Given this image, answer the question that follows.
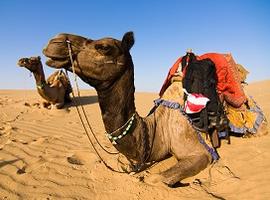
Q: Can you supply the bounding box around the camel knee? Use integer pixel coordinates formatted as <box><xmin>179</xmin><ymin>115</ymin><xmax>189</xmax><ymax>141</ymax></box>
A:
<box><xmin>160</xmin><ymin>154</ymin><xmax>210</xmax><ymax>186</ymax></box>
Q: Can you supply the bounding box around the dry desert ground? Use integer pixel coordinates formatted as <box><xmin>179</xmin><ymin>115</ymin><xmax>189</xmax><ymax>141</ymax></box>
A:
<box><xmin>0</xmin><ymin>80</ymin><xmax>270</xmax><ymax>200</ymax></box>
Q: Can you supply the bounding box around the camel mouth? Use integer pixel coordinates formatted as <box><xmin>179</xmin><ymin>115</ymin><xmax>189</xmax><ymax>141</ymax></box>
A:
<box><xmin>43</xmin><ymin>45</ymin><xmax>71</xmax><ymax>69</ymax></box>
<box><xmin>17</xmin><ymin>58</ymin><xmax>29</xmax><ymax>67</ymax></box>
<box><xmin>45</xmin><ymin>57</ymin><xmax>70</xmax><ymax>69</ymax></box>
<box><xmin>17</xmin><ymin>61</ymin><xmax>25</xmax><ymax>67</ymax></box>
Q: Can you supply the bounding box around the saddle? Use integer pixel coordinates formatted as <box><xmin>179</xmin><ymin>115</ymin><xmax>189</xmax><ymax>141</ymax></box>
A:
<box><xmin>181</xmin><ymin>53</ymin><xmax>229</xmax><ymax>148</ymax></box>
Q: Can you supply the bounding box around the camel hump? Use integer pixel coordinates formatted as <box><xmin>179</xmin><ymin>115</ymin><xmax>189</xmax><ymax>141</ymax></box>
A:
<box><xmin>46</xmin><ymin>70</ymin><xmax>71</xmax><ymax>90</ymax></box>
<box><xmin>46</xmin><ymin>71</ymin><xmax>60</xmax><ymax>85</ymax></box>
<box><xmin>161</xmin><ymin>77</ymin><xmax>185</xmax><ymax>105</ymax></box>
<box><xmin>57</xmin><ymin>70</ymin><xmax>72</xmax><ymax>93</ymax></box>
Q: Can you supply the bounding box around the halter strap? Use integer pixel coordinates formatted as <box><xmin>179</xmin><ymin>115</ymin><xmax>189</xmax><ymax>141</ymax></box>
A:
<box><xmin>105</xmin><ymin>113</ymin><xmax>136</xmax><ymax>144</ymax></box>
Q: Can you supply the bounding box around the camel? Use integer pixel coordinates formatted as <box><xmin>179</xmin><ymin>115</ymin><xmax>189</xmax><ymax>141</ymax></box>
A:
<box><xmin>17</xmin><ymin>56</ymin><xmax>72</xmax><ymax>109</ymax></box>
<box><xmin>42</xmin><ymin>32</ymin><xmax>216</xmax><ymax>187</ymax></box>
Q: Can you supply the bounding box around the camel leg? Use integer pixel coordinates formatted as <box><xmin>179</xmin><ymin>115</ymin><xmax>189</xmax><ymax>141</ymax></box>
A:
<box><xmin>160</xmin><ymin>154</ymin><xmax>210</xmax><ymax>187</ymax></box>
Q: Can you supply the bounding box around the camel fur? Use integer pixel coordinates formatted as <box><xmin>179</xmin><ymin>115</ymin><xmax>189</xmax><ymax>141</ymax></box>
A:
<box><xmin>17</xmin><ymin>56</ymin><xmax>72</xmax><ymax>109</ymax></box>
<box><xmin>43</xmin><ymin>32</ymin><xmax>214</xmax><ymax>186</ymax></box>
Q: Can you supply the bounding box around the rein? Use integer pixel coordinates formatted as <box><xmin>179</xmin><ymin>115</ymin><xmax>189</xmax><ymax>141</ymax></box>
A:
<box><xmin>65</xmin><ymin>40</ymin><xmax>154</xmax><ymax>173</ymax></box>
<box><xmin>65</xmin><ymin>40</ymin><xmax>132</xmax><ymax>174</ymax></box>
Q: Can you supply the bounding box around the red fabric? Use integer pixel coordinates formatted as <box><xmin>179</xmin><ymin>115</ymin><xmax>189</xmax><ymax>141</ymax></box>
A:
<box><xmin>184</xmin><ymin>92</ymin><xmax>209</xmax><ymax>114</ymax></box>
<box><xmin>159</xmin><ymin>53</ymin><xmax>247</xmax><ymax>108</ymax></box>
<box><xmin>159</xmin><ymin>57</ymin><xmax>183</xmax><ymax>96</ymax></box>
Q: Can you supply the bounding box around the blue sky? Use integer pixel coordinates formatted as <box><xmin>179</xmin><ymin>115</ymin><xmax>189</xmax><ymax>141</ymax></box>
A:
<box><xmin>0</xmin><ymin>0</ymin><xmax>269</xmax><ymax>92</ymax></box>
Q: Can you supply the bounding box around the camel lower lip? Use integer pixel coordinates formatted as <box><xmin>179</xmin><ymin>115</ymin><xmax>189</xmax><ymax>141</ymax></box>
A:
<box><xmin>46</xmin><ymin>58</ymin><xmax>69</xmax><ymax>68</ymax></box>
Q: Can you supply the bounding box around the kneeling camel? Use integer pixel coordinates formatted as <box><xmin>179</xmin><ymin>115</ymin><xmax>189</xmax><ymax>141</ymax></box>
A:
<box><xmin>42</xmin><ymin>32</ymin><xmax>216</xmax><ymax>186</ymax></box>
<box><xmin>18</xmin><ymin>56</ymin><xmax>72</xmax><ymax>109</ymax></box>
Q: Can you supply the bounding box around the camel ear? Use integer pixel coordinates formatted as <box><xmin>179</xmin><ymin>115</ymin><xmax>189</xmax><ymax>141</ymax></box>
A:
<box><xmin>121</xmin><ymin>32</ymin><xmax>134</xmax><ymax>51</ymax></box>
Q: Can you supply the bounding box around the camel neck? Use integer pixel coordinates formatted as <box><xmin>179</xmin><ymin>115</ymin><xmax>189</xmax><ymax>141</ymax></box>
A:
<box><xmin>33</xmin><ymin>64</ymin><xmax>46</xmax><ymax>87</ymax></box>
<box><xmin>97</xmin><ymin>66</ymin><xmax>137</xmax><ymax>134</ymax></box>
<box><xmin>96</xmin><ymin>66</ymin><xmax>151</xmax><ymax>163</ymax></box>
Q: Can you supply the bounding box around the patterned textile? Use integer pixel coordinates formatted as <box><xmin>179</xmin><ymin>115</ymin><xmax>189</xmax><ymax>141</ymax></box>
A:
<box><xmin>183</xmin><ymin>89</ymin><xmax>209</xmax><ymax>114</ymax></box>
<box><xmin>226</xmin><ymin>95</ymin><xmax>265</xmax><ymax>134</ymax></box>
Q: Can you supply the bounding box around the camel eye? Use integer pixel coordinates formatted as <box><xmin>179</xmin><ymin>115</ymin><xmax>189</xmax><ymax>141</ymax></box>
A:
<box><xmin>95</xmin><ymin>44</ymin><xmax>112</xmax><ymax>54</ymax></box>
<box><xmin>103</xmin><ymin>46</ymin><xmax>110</xmax><ymax>50</ymax></box>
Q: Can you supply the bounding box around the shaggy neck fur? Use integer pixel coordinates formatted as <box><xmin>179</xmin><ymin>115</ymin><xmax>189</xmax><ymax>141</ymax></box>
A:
<box><xmin>31</xmin><ymin>62</ymin><xmax>57</xmax><ymax>102</ymax></box>
<box><xmin>95</xmin><ymin>60</ymin><xmax>151</xmax><ymax>163</ymax></box>
<box><xmin>32</xmin><ymin>63</ymin><xmax>46</xmax><ymax>88</ymax></box>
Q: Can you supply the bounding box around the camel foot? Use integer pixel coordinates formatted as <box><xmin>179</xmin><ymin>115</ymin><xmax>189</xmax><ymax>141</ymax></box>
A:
<box><xmin>165</xmin><ymin>181</ymin><xmax>190</xmax><ymax>188</ymax></box>
<box><xmin>162</xmin><ymin>176</ymin><xmax>181</xmax><ymax>187</ymax></box>
<box><xmin>143</xmin><ymin>173</ymin><xmax>189</xmax><ymax>188</ymax></box>
<box><xmin>159</xmin><ymin>154</ymin><xmax>211</xmax><ymax>187</ymax></box>
<box><xmin>143</xmin><ymin>174</ymin><xmax>167</xmax><ymax>187</ymax></box>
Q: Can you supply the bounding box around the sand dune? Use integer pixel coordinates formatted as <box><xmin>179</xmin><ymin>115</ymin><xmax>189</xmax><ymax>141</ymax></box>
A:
<box><xmin>0</xmin><ymin>80</ymin><xmax>270</xmax><ymax>200</ymax></box>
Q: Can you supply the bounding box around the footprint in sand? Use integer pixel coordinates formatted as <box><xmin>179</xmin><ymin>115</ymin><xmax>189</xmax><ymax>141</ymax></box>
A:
<box><xmin>24</xmin><ymin>102</ymin><xmax>31</xmax><ymax>107</ymax></box>
<box><xmin>17</xmin><ymin>166</ymin><xmax>26</xmax><ymax>174</ymax></box>
<box><xmin>67</xmin><ymin>154</ymin><xmax>84</xmax><ymax>165</ymax></box>
<box><xmin>67</xmin><ymin>152</ymin><xmax>99</xmax><ymax>166</ymax></box>
<box><xmin>29</xmin><ymin>135</ymin><xmax>63</xmax><ymax>145</ymax></box>
<box><xmin>16</xmin><ymin>156</ymin><xmax>49</xmax><ymax>175</ymax></box>
<box><xmin>18</xmin><ymin>139</ymin><xmax>29</xmax><ymax>145</ymax></box>
<box><xmin>0</xmin><ymin>124</ymin><xmax>17</xmax><ymax>136</ymax></box>
<box><xmin>0</xmin><ymin>139</ymin><xmax>12</xmax><ymax>150</ymax></box>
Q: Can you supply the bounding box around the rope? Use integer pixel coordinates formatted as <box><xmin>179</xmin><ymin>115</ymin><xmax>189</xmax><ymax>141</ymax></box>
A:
<box><xmin>65</xmin><ymin>40</ymin><xmax>156</xmax><ymax>174</ymax></box>
<box><xmin>66</xmin><ymin>40</ymin><xmax>118</xmax><ymax>155</ymax></box>
<box><xmin>65</xmin><ymin>40</ymin><xmax>132</xmax><ymax>174</ymax></box>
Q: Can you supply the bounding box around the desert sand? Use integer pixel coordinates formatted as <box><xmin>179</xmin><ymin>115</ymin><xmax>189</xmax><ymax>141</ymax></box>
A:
<box><xmin>0</xmin><ymin>80</ymin><xmax>270</xmax><ymax>200</ymax></box>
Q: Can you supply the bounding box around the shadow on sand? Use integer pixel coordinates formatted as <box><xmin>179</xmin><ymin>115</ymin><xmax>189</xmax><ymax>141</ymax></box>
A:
<box><xmin>0</xmin><ymin>159</ymin><xmax>21</xmax><ymax>169</ymax></box>
<box><xmin>67</xmin><ymin>95</ymin><xmax>99</xmax><ymax>107</ymax></box>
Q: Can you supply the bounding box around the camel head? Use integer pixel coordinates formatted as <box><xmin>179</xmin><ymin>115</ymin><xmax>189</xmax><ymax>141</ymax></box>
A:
<box><xmin>17</xmin><ymin>56</ymin><xmax>42</xmax><ymax>72</ymax></box>
<box><xmin>43</xmin><ymin>32</ymin><xmax>135</xmax><ymax>88</ymax></box>
<box><xmin>43</xmin><ymin>33</ymin><xmax>88</xmax><ymax>69</ymax></box>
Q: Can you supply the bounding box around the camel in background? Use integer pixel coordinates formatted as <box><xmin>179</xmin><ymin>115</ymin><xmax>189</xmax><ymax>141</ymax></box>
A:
<box><xmin>17</xmin><ymin>56</ymin><xmax>72</xmax><ymax>109</ymax></box>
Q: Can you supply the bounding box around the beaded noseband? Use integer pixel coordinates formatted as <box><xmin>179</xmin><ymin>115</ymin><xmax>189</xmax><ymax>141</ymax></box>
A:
<box><xmin>105</xmin><ymin>113</ymin><xmax>136</xmax><ymax>144</ymax></box>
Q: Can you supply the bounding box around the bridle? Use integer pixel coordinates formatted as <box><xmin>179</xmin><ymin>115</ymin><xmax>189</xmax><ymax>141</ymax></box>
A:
<box><xmin>64</xmin><ymin>39</ymin><xmax>156</xmax><ymax>173</ymax></box>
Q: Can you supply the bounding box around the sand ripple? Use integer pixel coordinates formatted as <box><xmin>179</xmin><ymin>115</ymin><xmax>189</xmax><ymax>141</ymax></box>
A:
<box><xmin>0</xmin><ymin>86</ymin><xmax>270</xmax><ymax>200</ymax></box>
